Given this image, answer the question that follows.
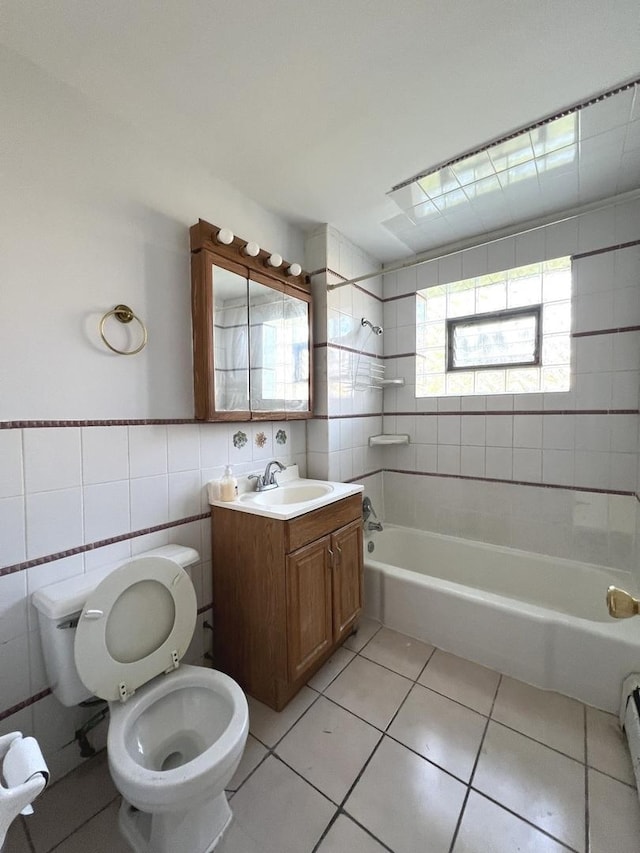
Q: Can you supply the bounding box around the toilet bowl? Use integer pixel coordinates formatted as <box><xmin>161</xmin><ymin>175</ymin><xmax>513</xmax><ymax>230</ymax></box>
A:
<box><xmin>32</xmin><ymin>545</ymin><xmax>248</xmax><ymax>853</ymax></box>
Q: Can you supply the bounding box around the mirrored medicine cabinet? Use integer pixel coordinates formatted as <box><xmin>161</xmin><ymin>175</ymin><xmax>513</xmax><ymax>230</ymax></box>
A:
<box><xmin>190</xmin><ymin>219</ymin><xmax>313</xmax><ymax>421</ymax></box>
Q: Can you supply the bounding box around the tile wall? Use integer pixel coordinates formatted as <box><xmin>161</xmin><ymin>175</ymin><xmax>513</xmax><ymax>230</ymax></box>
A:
<box><xmin>381</xmin><ymin>197</ymin><xmax>640</xmax><ymax>573</ymax></box>
<box><xmin>305</xmin><ymin>225</ymin><xmax>385</xmax><ymax>511</ymax></box>
<box><xmin>0</xmin><ymin>420</ymin><xmax>306</xmax><ymax>780</ymax></box>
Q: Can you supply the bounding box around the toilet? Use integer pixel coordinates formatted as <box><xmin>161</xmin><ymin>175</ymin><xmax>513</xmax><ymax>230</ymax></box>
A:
<box><xmin>32</xmin><ymin>545</ymin><xmax>248</xmax><ymax>853</ymax></box>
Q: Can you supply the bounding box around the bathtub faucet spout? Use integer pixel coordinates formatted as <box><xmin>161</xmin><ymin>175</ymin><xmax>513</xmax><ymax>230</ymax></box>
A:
<box><xmin>365</xmin><ymin>520</ymin><xmax>383</xmax><ymax>533</ymax></box>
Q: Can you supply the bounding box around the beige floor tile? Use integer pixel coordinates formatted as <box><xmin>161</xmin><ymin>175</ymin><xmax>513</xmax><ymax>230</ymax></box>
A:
<box><xmin>418</xmin><ymin>649</ymin><xmax>500</xmax><ymax>715</ymax></box>
<box><xmin>452</xmin><ymin>790</ymin><xmax>568</xmax><ymax>853</ymax></box>
<box><xmin>359</xmin><ymin>627</ymin><xmax>434</xmax><ymax>680</ymax></box>
<box><xmin>307</xmin><ymin>646</ymin><xmax>356</xmax><ymax>692</ymax></box>
<box><xmin>586</xmin><ymin>706</ymin><xmax>635</xmax><ymax>786</ymax></box>
<box><xmin>388</xmin><ymin>683</ymin><xmax>486</xmax><ymax>782</ymax></box>
<box><xmin>316</xmin><ymin>814</ymin><xmax>388</xmax><ymax>853</ymax></box>
<box><xmin>276</xmin><ymin>696</ymin><xmax>380</xmax><ymax>803</ymax></box>
<box><xmin>27</xmin><ymin>751</ymin><xmax>118</xmax><ymax>853</ymax></box>
<box><xmin>345</xmin><ymin>736</ymin><xmax>466</xmax><ymax>853</ymax></box>
<box><xmin>247</xmin><ymin>686</ymin><xmax>318</xmax><ymax>747</ymax></box>
<box><xmin>51</xmin><ymin>800</ymin><xmax>129</xmax><ymax>853</ymax></box>
<box><xmin>226</xmin><ymin>733</ymin><xmax>268</xmax><ymax>791</ymax></box>
<box><xmin>492</xmin><ymin>676</ymin><xmax>585</xmax><ymax>761</ymax></box>
<box><xmin>343</xmin><ymin>616</ymin><xmax>381</xmax><ymax>652</ymax></box>
<box><xmin>474</xmin><ymin>721</ymin><xmax>586</xmax><ymax>852</ymax></box>
<box><xmin>222</xmin><ymin>755</ymin><xmax>335</xmax><ymax>853</ymax></box>
<box><xmin>589</xmin><ymin>768</ymin><xmax>640</xmax><ymax>853</ymax></box>
<box><xmin>324</xmin><ymin>656</ymin><xmax>412</xmax><ymax>730</ymax></box>
<box><xmin>4</xmin><ymin>817</ymin><xmax>32</xmax><ymax>853</ymax></box>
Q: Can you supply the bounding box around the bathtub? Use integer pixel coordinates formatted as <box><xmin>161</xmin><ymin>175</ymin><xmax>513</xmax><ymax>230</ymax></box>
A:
<box><xmin>363</xmin><ymin>524</ymin><xmax>640</xmax><ymax>712</ymax></box>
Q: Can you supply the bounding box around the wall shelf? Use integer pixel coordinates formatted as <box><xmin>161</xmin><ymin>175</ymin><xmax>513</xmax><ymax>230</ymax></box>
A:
<box><xmin>368</xmin><ymin>434</ymin><xmax>410</xmax><ymax>447</ymax></box>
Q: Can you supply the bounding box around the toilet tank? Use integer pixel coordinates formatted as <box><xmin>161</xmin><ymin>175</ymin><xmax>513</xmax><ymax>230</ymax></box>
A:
<box><xmin>31</xmin><ymin>545</ymin><xmax>200</xmax><ymax>707</ymax></box>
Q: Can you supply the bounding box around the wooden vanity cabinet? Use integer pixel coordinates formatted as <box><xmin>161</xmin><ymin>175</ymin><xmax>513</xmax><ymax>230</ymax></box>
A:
<box><xmin>210</xmin><ymin>495</ymin><xmax>363</xmax><ymax>710</ymax></box>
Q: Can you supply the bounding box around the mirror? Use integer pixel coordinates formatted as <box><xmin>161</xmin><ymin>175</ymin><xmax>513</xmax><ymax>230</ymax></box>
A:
<box><xmin>214</xmin><ymin>265</ymin><xmax>249</xmax><ymax>412</ymax></box>
<box><xmin>249</xmin><ymin>280</ymin><xmax>310</xmax><ymax>413</ymax></box>
<box><xmin>191</xmin><ymin>248</ymin><xmax>312</xmax><ymax>421</ymax></box>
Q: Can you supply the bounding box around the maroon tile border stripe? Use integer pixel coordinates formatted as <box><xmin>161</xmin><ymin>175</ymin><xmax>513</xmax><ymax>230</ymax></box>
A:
<box><xmin>385</xmin><ymin>409</ymin><xmax>639</xmax><ymax>417</ymax></box>
<box><xmin>386</xmin><ymin>468</ymin><xmax>636</xmax><ymax>497</ymax></box>
<box><xmin>346</xmin><ymin>469</ymin><xmax>384</xmax><ymax>483</ymax></box>
<box><xmin>1</xmin><ymin>419</ymin><xmax>199</xmax><ymax>429</ymax></box>
<box><xmin>572</xmin><ymin>238</ymin><xmax>640</xmax><ymax>261</ymax></box>
<box><xmin>313</xmin><ymin>413</ymin><xmax>384</xmax><ymax>420</ymax></box>
<box><xmin>1</xmin><ymin>513</ymin><xmax>210</xmax><ymax>577</ymax></box>
<box><xmin>572</xmin><ymin>325</ymin><xmax>640</xmax><ymax>338</ymax></box>
<box><xmin>313</xmin><ymin>342</ymin><xmax>382</xmax><ymax>360</ymax></box>
<box><xmin>0</xmin><ymin>689</ymin><xmax>52</xmax><ymax>724</ymax></box>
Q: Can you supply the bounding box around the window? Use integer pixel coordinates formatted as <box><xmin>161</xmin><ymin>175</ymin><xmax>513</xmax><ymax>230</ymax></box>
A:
<box><xmin>416</xmin><ymin>257</ymin><xmax>571</xmax><ymax>396</ymax></box>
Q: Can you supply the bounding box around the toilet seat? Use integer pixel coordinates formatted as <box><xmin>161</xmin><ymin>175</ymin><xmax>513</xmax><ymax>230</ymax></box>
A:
<box><xmin>74</xmin><ymin>556</ymin><xmax>197</xmax><ymax>703</ymax></box>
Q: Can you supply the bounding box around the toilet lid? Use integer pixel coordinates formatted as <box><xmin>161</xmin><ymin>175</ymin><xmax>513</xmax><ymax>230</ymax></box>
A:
<box><xmin>74</xmin><ymin>556</ymin><xmax>197</xmax><ymax>703</ymax></box>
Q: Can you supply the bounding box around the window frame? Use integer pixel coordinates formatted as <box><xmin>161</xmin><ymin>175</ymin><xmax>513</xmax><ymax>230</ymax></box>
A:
<box><xmin>446</xmin><ymin>304</ymin><xmax>542</xmax><ymax>373</ymax></box>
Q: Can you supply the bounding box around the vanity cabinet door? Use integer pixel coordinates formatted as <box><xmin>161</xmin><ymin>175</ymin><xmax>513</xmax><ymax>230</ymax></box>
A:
<box><xmin>331</xmin><ymin>519</ymin><xmax>364</xmax><ymax>643</ymax></box>
<box><xmin>286</xmin><ymin>537</ymin><xmax>333</xmax><ymax>681</ymax></box>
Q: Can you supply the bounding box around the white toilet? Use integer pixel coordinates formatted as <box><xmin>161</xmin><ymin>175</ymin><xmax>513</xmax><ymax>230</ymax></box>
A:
<box><xmin>32</xmin><ymin>545</ymin><xmax>249</xmax><ymax>853</ymax></box>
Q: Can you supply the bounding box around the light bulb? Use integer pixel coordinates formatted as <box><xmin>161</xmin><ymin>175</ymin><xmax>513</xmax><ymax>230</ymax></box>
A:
<box><xmin>267</xmin><ymin>253</ymin><xmax>283</xmax><ymax>268</ymax></box>
<box><xmin>243</xmin><ymin>241</ymin><xmax>260</xmax><ymax>257</ymax></box>
<box><xmin>216</xmin><ymin>228</ymin><xmax>234</xmax><ymax>245</ymax></box>
<box><xmin>286</xmin><ymin>263</ymin><xmax>302</xmax><ymax>277</ymax></box>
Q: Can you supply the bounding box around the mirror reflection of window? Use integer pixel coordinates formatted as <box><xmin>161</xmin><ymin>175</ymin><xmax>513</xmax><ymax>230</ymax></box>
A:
<box><xmin>213</xmin><ymin>266</ymin><xmax>249</xmax><ymax>412</ymax></box>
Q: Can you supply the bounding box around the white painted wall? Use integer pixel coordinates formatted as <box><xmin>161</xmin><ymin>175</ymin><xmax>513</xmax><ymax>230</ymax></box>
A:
<box><xmin>0</xmin><ymin>48</ymin><xmax>307</xmax><ymax>780</ymax></box>
<box><xmin>0</xmin><ymin>47</ymin><xmax>304</xmax><ymax>421</ymax></box>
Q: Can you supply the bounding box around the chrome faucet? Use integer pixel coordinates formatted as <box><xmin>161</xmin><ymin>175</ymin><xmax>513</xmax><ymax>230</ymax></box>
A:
<box><xmin>362</xmin><ymin>496</ymin><xmax>383</xmax><ymax>532</ymax></box>
<box><xmin>248</xmin><ymin>460</ymin><xmax>286</xmax><ymax>492</ymax></box>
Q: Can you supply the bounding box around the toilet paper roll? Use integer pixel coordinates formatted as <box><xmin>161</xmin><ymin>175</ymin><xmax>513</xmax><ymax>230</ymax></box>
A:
<box><xmin>2</xmin><ymin>737</ymin><xmax>49</xmax><ymax>815</ymax></box>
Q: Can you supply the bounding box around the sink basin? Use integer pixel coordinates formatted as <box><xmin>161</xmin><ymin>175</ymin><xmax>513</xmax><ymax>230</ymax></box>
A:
<box><xmin>241</xmin><ymin>482</ymin><xmax>333</xmax><ymax>506</ymax></box>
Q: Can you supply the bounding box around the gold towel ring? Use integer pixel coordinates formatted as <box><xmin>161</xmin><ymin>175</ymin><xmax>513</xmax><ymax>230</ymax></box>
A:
<box><xmin>99</xmin><ymin>304</ymin><xmax>148</xmax><ymax>355</ymax></box>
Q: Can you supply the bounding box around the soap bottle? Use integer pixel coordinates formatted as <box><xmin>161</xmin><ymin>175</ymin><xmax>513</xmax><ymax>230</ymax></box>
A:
<box><xmin>219</xmin><ymin>465</ymin><xmax>238</xmax><ymax>502</ymax></box>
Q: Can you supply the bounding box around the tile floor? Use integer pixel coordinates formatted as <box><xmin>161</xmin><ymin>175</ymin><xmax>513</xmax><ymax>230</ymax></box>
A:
<box><xmin>8</xmin><ymin>617</ymin><xmax>640</xmax><ymax>853</ymax></box>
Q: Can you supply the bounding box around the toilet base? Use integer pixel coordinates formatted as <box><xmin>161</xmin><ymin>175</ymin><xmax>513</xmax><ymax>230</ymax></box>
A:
<box><xmin>117</xmin><ymin>792</ymin><xmax>232</xmax><ymax>853</ymax></box>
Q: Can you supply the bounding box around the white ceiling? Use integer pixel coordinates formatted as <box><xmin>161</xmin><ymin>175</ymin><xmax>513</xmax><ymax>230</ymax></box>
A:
<box><xmin>2</xmin><ymin>0</ymin><xmax>640</xmax><ymax>262</ymax></box>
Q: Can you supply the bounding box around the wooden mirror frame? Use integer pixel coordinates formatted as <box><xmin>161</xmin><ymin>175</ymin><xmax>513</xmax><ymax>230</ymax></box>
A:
<box><xmin>190</xmin><ymin>220</ymin><xmax>313</xmax><ymax>422</ymax></box>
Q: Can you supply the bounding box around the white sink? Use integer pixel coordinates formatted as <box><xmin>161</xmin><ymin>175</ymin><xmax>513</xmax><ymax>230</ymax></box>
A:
<box><xmin>209</xmin><ymin>471</ymin><xmax>363</xmax><ymax>520</ymax></box>
<box><xmin>241</xmin><ymin>482</ymin><xmax>333</xmax><ymax>506</ymax></box>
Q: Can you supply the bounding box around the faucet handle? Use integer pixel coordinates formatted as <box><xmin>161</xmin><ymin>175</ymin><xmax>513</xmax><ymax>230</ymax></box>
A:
<box><xmin>362</xmin><ymin>496</ymin><xmax>377</xmax><ymax>519</ymax></box>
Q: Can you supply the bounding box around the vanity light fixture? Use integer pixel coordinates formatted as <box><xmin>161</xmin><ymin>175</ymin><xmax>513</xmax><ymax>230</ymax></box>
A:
<box><xmin>267</xmin><ymin>253</ymin><xmax>283</xmax><ymax>268</ymax></box>
<box><xmin>286</xmin><ymin>263</ymin><xmax>302</xmax><ymax>277</ymax></box>
<box><xmin>215</xmin><ymin>228</ymin><xmax>234</xmax><ymax>245</ymax></box>
<box><xmin>243</xmin><ymin>241</ymin><xmax>260</xmax><ymax>257</ymax></box>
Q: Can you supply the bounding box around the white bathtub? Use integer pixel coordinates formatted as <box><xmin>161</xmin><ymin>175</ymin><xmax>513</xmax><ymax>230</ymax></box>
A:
<box><xmin>363</xmin><ymin>524</ymin><xmax>640</xmax><ymax>712</ymax></box>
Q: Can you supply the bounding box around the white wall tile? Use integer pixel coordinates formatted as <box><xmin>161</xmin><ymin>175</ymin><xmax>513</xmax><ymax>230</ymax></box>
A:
<box><xmin>461</xmin><ymin>415</ymin><xmax>486</xmax><ymax>446</ymax></box>
<box><xmin>167</xmin><ymin>424</ymin><xmax>200</xmax><ymax>472</ymax></box>
<box><xmin>83</xmin><ymin>480</ymin><xmax>130</xmax><ymax>543</ymax></box>
<box><xmin>437</xmin><ymin>415</ymin><xmax>460</xmax><ymax>445</ymax></box>
<box><xmin>199</xmin><ymin>423</ymin><xmax>229</xmax><ymax>468</ymax></box>
<box><xmin>542</xmin><ymin>450</ymin><xmax>574</xmax><ymax>486</ymax></box>
<box><xmin>25</xmin><ymin>488</ymin><xmax>83</xmax><ymax>559</ymax></box>
<box><xmin>542</xmin><ymin>415</ymin><xmax>575</xmax><ymax>450</ymax></box>
<box><xmin>0</xmin><ymin>571</ymin><xmax>27</xmax><ymax>643</ymax></box>
<box><xmin>513</xmin><ymin>415</ymin><xmax>543</xmax><ymax>449</ymax></box>
<box><xmin>169</xmin><ymin>470</ymin><xmax>202</xmax><ymax>519</ymax></box>
<box><xmin>23</xmin><ymin>428</ymin><xmax>81</xmax><ymax>492</ymax></box>
<box><xmin>0</xmin><ymin>430</ymin><xmax>23</xmax><ymax>498</ymax></box>
<box><xmin>0</xmin><ymin>496</ymin><xmax>26</xmax><ymax>565</ymax></box>
<box><xmin>0</xmin><ymin>633</ymin><xmax>30</xmax><ymax>709</ymax></box>
<box><xmin>513</xmin><ymin>449</ymin><xmax>542</xmax><ymax>482</ymax></box>
<box><xmin>130</xmin><ymin>475</ymin><xmax>169</xmax><ymax>530</ymax></box>
<box><xmin>460</xmin><ymin>446</ymin><xmax>485</xmax><ymax>477</ymax></box>
<box><xmin>485</xmin><ymin>415</ymin><xmax>513</xmax><ymax>447</ymax></box>
<box><xmin>485</xmin><ymin>446</ymin><xmax>512</xmax><ymax>479</ymax></box>
<box><xmin>574</xmin><ymin>451</ymin><xmax>610</xmax><ymax>489</ymax></box>
<box><xmin>437</xmin><ymin>445</ymin><xmax>460</xmax><ymax>475</ymax></box>
<box><xmin>81</xmin><ymin>426</ymin><xmax>128</xmax><ymax>484</ymax></box>
<box><xmin>128</xmin><ymin>425</ymin><xmax>167</xmax><ymax>477</ymax></box>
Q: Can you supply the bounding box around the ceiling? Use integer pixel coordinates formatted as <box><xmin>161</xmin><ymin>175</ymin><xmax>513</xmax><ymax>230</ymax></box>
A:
<box><xmin>2</xmin><ymin>0</ymin><xmax>640</xmax><ymax>262</ymax></box>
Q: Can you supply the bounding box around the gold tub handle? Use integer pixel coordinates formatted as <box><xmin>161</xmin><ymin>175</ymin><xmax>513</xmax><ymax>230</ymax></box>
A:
<box><xmin>607</xmin><ymin>586</ymin><xmax>640</xmax><ymax>619</ymax></box>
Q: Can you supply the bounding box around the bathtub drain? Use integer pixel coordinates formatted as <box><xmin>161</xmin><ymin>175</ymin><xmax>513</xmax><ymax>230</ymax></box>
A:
<box><xmin>367</xmin><ymin>541</ymin><xmax>375</xmax><ymax>554</ymax></box>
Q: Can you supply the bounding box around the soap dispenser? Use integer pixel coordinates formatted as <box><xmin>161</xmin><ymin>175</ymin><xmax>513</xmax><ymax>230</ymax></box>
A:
<box><xmin>219</xmin><ymin>465</ymin><xmax>238</xmax><ymax>502</ymax></box>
